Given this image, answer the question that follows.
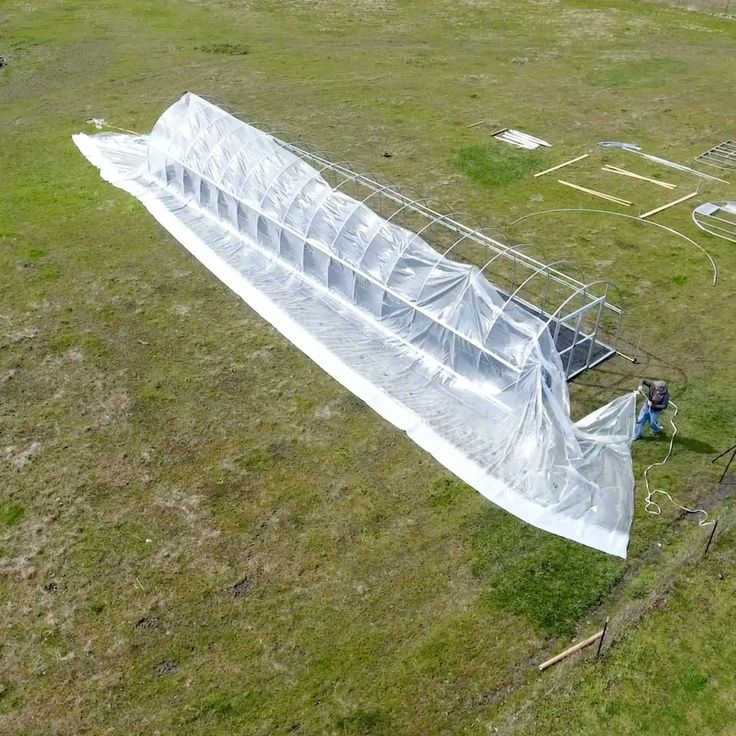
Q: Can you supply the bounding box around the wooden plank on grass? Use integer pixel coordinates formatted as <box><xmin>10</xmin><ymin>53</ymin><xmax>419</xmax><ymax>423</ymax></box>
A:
<box><xmin>557</xmin><ymin>179</ymin><xmax>632</xmax><ymax>206</ymax></box>
<box><xmin>538</xmin><ymin>627</ymin><xmax>606</xmax><ymax>672</ymax></box>
<box><xmin>639</xmin><ymin>191</ymin><xmax>698</xmax><ymax>219</ymax></box>
<box><xmin>533</xmin><ymin>153</ymin><xmax>590</xmax><ymax>178</ymax></box>
<box><xmin>602</xmin><ymin>165</ymin><xmax>676</xmax><ymax>189</ymax></box>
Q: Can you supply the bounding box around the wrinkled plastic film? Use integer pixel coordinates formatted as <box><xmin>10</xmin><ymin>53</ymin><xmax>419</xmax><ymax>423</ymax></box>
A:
<box><xmin>74</xmin><ymin>93</ymin><xmax>636</xmax><ymax>556</ymax></box>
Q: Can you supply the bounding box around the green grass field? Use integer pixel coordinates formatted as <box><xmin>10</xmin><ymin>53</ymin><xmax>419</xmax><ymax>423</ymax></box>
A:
<box><xmin>2</xmin><ymin>1</ymin><xmax>736</xmax><ymax>733</ymax></box>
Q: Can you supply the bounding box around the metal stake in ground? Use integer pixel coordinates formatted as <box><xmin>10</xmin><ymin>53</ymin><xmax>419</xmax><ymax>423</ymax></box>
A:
<box><xmin>712</xmin><ymin>443</ymin><xmax>736</xmax><ymax>484</ymax></box>
<box><xmin>704</xmin><ymin>519</ymin><xmax>719</xmax><ymax>558</ymax></box>
<box><xmin>596</xmin><ymin>617</ymin><xmax>610</xmax><ymax>658</ymax></box>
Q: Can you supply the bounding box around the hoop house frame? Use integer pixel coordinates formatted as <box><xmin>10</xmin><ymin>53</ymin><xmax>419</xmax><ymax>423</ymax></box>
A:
<box><xmin>74</xmin><ymin>93</ymin><xmax>637</xmax><ymax>556</ymax></box>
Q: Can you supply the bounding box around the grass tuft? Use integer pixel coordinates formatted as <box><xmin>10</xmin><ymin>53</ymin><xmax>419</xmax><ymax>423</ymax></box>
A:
<box><xmin>681</xmin><ymin>671</ymin><xmax>709</xmax><ymax>694</ymax></box>
<box><xmin>196</xmin><ymin>43</ymin><xmax>249</xmax><ymax>56</ymax></box>
<box><xmin>0</xmin><ymin>503</ymin><xmax>25</xmax><ymax>526</ymax></box>
<box><xmin>429</xmin><ymin>476</ymin><xmax>462</xmax><ymax>507</ymax></box>
<box><xmin>194</xmin><ymin>694</ymin><xmax>235</xmax><ymax>720</ymax></box>
<box><xmin>451</xmin><ymin>144</ymin><xmax>547</xmax><ymax>188</ymax></box>
<box><xmin>335</xmin><ymin>707</ymin><xmax>387</xmax><ymax>734</ymax></box>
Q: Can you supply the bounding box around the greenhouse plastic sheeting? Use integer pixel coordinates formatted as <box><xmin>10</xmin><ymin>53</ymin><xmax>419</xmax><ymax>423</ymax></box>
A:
<box><xmin>74</xmin><ymin>93</ymin><xmax>637</xmax><ymax>557</ymax></box>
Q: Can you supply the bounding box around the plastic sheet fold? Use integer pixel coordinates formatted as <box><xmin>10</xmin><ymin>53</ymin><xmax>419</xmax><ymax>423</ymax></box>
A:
<box><xmin>74</xmin><ymin>93</ymin><xmax>636</xmax><ymax>556</ymax></box>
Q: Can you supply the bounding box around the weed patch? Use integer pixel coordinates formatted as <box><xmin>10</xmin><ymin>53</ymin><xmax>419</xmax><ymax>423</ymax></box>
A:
<box><xmin>335</xmin><ymin>707</ymin><xmax>388</xmax><ymax>734</ymax></box>
<box><xmin>0</xmin><ymin>503</ymin><xmax>25</xmax><ymax>526</ymax></box>
<box><xmin>188</xmin><ymin>691</ymin><xmax>260</xmax><ymax>724</ymax></box>
<box><xmin>451</xmin><ymin>144</ymin><xmax>547</xmax><ymax>188</ymax></box>
<box><xmin>196</xmin><ymin>43</ymin><xmax>249</xmax><ymax>55</ymax></box>
<box><xmin>471</xmin><ymin>507</ymin><xmax>624</xmax><ymax>636</ymax></box>
<box><xmin>429</xmin><ymin>477</ymin><xmax>463</xmax><ymax>507</ymax></box>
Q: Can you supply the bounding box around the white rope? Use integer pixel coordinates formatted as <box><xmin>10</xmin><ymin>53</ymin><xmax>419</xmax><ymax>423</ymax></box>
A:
<box><xmin>638</xmin><ymin>391</ymin><xmax>713</xmax><ymax>526</ymax></box>
<box><xmin>86</xmin><ymin>118</ymin><xmax>140</xmax><ymax>135</ymax></box>
<box><xmin>508</xmin><ymin>208</ymin><xmax>718</xmax><ymax>287</ymax></box>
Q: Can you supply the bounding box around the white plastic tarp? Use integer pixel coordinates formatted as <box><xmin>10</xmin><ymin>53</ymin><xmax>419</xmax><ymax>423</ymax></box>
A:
<box><xmin>74</xmin><ymin>93</ymin><xmax>636</xmax><ymax>556</ymax></box>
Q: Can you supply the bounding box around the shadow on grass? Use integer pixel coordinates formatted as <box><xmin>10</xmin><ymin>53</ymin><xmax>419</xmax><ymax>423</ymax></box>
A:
<box><xmin>673</xmin><ymin>435</ymin><xmax>718</xmax><ymax>455</ymax></box>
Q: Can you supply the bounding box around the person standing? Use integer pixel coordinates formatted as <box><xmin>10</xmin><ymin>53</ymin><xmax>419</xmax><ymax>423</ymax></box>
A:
<box><xmin>635</xmin><ymin>379</ymin><xmax>670</xmax><ymax>439</ymax></box>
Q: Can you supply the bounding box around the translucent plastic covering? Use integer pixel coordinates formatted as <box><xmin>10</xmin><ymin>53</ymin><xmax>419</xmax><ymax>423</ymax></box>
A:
<box><xmin>74</xmin><ymin>93</ymin><xmax>637</xmax><ymax>556</ymax></box>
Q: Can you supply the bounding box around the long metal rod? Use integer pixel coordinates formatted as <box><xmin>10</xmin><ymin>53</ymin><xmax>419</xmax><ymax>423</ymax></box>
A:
<box><xmin>698</xmin><ymin>220</ymin><xmax>736</xmax><ymax>239</ymax></box>
<box><xmin>701</xmin><ymin>152</ymin><xmax>736</xmax><ymax>165</ymax></box>
<box><xmin>566</xmin><ymin>347</ymin><xmax>617</xmax><ymax>380</ymax></box>
<box><xmin>712</xmin><ymin>444</ymin><xmax>736</xmax><ymax>484</ymax></box>
<box><xmin>557</xmin><ymin>294</ymin><xmax>606</xmax><ymax>325</ymax></box>
<box><xmin>704</xmin><ymin>519</ymin><xmax>719</xmax><ymax>557</ymax></box>
<box><xmin>703</xmin><ymin>212</ymin><xmax>736</xmax><ymax>227</ymax></box>
<box><xmin>596</xmin><ymin>617</ymin><xmax>610</xmax><ymax>658</ymax></box>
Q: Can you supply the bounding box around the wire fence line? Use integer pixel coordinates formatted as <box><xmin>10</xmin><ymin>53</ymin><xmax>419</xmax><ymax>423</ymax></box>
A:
<box><xmin>638</xmin><ymin>0</ymin><xmax>736</xmax><ymax>14</ymax></box>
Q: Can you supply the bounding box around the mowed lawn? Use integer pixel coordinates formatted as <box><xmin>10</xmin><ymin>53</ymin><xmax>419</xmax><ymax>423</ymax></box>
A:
<box><xmin>1</xmin><ymin>1</ymin><xmax>736</xmax><ymax>734</ymax></box>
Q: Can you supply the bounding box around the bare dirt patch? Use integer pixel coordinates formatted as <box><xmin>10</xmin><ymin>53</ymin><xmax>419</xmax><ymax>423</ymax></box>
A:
<box><xmin>135</xmin><ymin>616</ymin><xmax>164</xmax><ymax>632</ymax></box>
<box><xmin>154</xmin><ymin>659</ymin><xmax>178</xmax><ymax>676</ymax></box>
<box><xmin>230</xmin><ymin>576</ymin><xmax>253</xmax><ymax>598</ymax></box>
<box><xmin>4</xmin><ymin>440</ymin><xmax>42</xmax><ymax>470</ymax></box>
